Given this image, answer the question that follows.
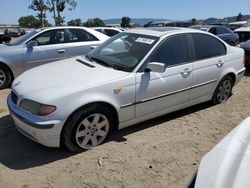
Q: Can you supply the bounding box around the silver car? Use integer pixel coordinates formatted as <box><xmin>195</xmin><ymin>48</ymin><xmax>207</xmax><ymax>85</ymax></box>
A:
<box><xmin>0</xmin><ymin>26</ymin><xmax>109</xmax><ymax>89</ymax></box>
<box><xmin>8</xmin><ymin>28</ymin><xmax>245</xmax><ymax>152</ymax></box>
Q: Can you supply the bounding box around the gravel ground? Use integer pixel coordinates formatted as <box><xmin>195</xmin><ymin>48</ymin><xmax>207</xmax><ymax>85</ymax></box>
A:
<box><xmin>0</xmin><ymin>72</ymin><xmax>250</xmax><ymax>188</ymax></box>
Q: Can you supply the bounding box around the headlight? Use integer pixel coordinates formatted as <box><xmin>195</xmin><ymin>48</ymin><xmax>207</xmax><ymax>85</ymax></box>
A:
<box><xmin>20</xmin><ymin>99</ymin><xmax>56</xmax><ymax>116</ymax></box>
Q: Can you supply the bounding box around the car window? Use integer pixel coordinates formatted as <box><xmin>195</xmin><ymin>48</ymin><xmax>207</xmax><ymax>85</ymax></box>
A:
<box><xmin>216</xmin><ymin>27</ymin><xmax>228</xmax><ymax>35</ymax></box>
<box><xmin>165</xmin><ymin>23</ymin><xmax>175</xmax><ymax>27</ymax></box>
<box><xmin>176</xmin><ymin>23</ymin><xmax>182</xmax><ymax>27</ymax></box>
<box><xmin>104</xmin><ymin>29</ymin><xmax>119</xmax><ymax>37</ymax></box>
<box><xmin>33</xmin><ymin>29</ymin><xmax>65</xmax><ymax>46</ymax></box>
<box><xmin>65</xmin><ymin>29</ymin><xmax>99</xmax><ymax>43</ymax></box>
<box><xmin>148</xmin><ymin>34</ymin><xmax>190</xmax><ymax>67</ymax></box>
<box><xmin>208</xmin><ymin>27</ymin><xmax>217</xmax><ymax>35</ymax></box>
<box><xmin>148</xmin><ymin>35</ymin><xmax>191</xmax><ymax>66</ymax></box>
<box><xmin>192</xmin><ymin>33</ymin><xmax>226</xmax><ymax>61</ymax></box>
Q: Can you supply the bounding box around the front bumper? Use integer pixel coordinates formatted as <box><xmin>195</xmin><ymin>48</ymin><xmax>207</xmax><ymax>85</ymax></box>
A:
<box><xmin>7</xmin><ymin>95</ymin><xmax>63</xmax><ymax>147</ymax></box>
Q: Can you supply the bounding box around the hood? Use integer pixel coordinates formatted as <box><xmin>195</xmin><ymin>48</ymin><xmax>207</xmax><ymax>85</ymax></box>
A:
<box><xmin>195</xmin><ymin>117</ymin><xmax>250</xmax><ymax>188</ymax></box>
<box><xmin>12</xmin><ymin>56</ymin><xmax>129</xmax><ymax>102</ymax></box>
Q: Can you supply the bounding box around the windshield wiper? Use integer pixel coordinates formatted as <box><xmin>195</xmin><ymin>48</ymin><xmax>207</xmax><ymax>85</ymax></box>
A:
<box><xmin>91</xmin><ymin>57</ymin><xmax>117</xmax><ymax>69</ymax></box>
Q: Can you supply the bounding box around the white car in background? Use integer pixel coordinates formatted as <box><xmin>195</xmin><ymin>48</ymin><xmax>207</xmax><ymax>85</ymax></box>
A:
<box><xmin>186</xmin><ymin>117</ymin><xmax>250</xmax><ymax>188</ymax></box>
<box><xmin>0</xmin><ymin>26</ymin><xmax>109</xmax><ymax>89</ymax></box>
<box><xmin>93</xmin><ymin>27</ymin><xmax>124</xmax><ymax>37</ymax></box>
<box><xmin>8</xmin><ymin>28</ymin><xmax>245</xmax><ymax>152</ymax></box>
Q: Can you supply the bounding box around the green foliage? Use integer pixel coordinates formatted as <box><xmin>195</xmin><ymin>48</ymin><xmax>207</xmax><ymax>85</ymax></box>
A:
<box><xmin>46</xmin><ymin>0</ymin><xmax>77</xmax><ymax>26</ymax></box>
<box><xmin>67</xmin><ymin>18</ymin><xmax>82</xmax><ymax>26</ymax></box>
<box><xmin>18</xmin><ymin>15</ymin><xmax>43</xmax><ymax>28</ymax></box>
<box><xmin>121</xmin><ymin>16</ymin><xmax>131</xmax><ymax>28</ymax></box>
<box><xmin>29</xmin><ymin>0</ymin><xmax>49</xmax><ymax>27</ymax></box>
<box><xmin>83</xmin><ymin>18</ymin><xmax>105</xmax><ymax>27</ymax></box>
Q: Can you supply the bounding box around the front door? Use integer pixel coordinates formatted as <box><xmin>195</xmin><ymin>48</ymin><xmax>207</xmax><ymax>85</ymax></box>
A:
<box><xmin>23</xmin><ymin>29</ymin><xmax>68</xmax><ymax>70</ymax></box>
<box><xmin>135</xmin><ymin>34</ymin><xmax>193</xmax><ymax>117</ymax></box>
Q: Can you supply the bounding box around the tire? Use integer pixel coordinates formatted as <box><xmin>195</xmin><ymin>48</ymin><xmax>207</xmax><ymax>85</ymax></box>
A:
<box><xmin>0</xmin><ymin>64</ymin><xmax>12</xmax><ymax>89</ymax></box>
<box><xmin>62</xmin><ymin>104</ymin><xmax>114</xmax><ymax>152</ymax></box>
<box><xmin>212</xmin><ymin>75</ymin><xmax>233</xmax><ymax>105</ymax></box>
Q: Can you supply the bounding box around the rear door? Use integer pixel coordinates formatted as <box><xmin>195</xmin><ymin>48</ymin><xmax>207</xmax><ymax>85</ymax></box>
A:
<box><xmin>23</xmin><ymin>29</ymin><xmax>68</xmax><ymax>70</ymax></box>
<box><xmin>189</xmin><ymin>33</ymin><xmax>227</xmax><ymax>102</ymax></box>
<box><xmin>65</xmin><ymin>28</ymin><xmax>101</xmax><ymax>57</ymax></box>
<box><xmin>135</xmin><ymin>34</ymin><xmax>193</xmax><ymax>117</ymax></box>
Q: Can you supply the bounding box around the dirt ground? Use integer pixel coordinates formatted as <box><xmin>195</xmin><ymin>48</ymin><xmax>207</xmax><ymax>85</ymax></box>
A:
<box><xmin>0</xmin><ymin>72</ymin><xmax>250</xmax><ymax>188</ymax></box>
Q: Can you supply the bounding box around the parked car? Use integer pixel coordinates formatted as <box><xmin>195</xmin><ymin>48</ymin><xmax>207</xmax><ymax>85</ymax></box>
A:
<box><xmin>8</xmin><ymin>29</ymin><xmax>21</xmax><ymax>37</ymax></box>
<box><xmin>235</xmin><ymin>26</ymin><xmax>250</xmax><ymax>43</ymax></box>
<box><xmin>148</xmin><ymin>20</ymin><xmax>191</xmax><ymax>27</ymax></box>
<box><xmin>238</xmin><ymin>40</ymin><xmax>250</xmax><ymax>68</ymax></box>
<box><xmin>228</xmin><ymin>21</ymin><xmax>248</xmax><ymax>31</ymax></box>
<box><xmin>93</xmin><ymin>27</ymin><xmax>123</xmax><ymax>37</ymax></box>
<box><xmin>0</xmin><ymin>34</ymin><xmax>11</xmax><ymax>43</ymax></box>
<box><xmin>186</xmin><ymin>117</ymin><xmax>250</xmax><ymax>188</ymax></box>
<box><xmin>0</xmin><ymin>26</ymin><xmax>109</xmax><ymax>89</ymax></box>
<box><xmin>8</xmin><ymin>27</ymin><xmax>245</xmax><ymax>152</ymax></box>
<box><xmin>190</xmin><ymin>25</ymin><xmax>239</xmax><ymax>46</ymax></box>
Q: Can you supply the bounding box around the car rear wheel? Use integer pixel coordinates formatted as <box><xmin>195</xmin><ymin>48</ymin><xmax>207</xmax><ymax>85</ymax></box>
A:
<box><xmin>212</xmin><ymin>76</ymin><xmax>233</xmax><ymax>104</ymax></box>
<box><xmin>0</xmin><ymin>65</ymin><xmax>12</xmax><ymax>89</ymax></box>
<box><xmin>62</xmin><ymin>104</ymin><xmax>114</xmax><ymax>152</ymax></box>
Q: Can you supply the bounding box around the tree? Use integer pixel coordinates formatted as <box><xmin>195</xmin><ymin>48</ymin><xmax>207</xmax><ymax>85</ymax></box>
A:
<box><xmin>67</xmin><ymin>18</ymin><xmax>82</xmax><ymax>26</ymax></box>
<box><xmin>121</xmin><ymin>16</ymin><xmax>131</xmax><ymax>28</ymax></box>
<box><xmin>46</xmin><ymin>0</ymin><xmax>77</xmax><ymax>26</ymax></box>
<box><xmin>29</xmin><ymin>0</ymin><xmax>49</xmax><ymax>27</ymax></box>
<box><xmin>191</xmin><ymin>18</ymin><xmax>197</xmax><ymax>25</ymax></box>
<box><xmin>83</xmin><ymin>18</ymin><xmax>105</xmax><ymax>27</ymax></box>
<box><xmin>18</xmin><ymin>15</ymin><xmax>40</xmax><ymax>28</ymax></box>
<box><xmin>237</xmin><ymin>13</ymin><xmax>243</xmax><ymax>21</ymax></box>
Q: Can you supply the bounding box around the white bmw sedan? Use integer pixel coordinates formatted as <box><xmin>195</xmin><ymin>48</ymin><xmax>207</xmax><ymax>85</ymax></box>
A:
<box><xmin>8</xmin><ymin>28</ymin><xmax>245</xmax><ymax>152</ymax></box>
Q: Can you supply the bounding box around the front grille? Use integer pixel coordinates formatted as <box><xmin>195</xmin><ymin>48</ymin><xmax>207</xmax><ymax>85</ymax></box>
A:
<box><xmin>11</xmin><ymin>91</ymin><xmax>18</xmax><ymax>105</ymax></box>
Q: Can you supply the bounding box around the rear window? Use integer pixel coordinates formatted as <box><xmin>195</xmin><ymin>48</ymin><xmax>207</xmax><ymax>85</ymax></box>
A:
<box><xmin>235</xmin><ymin>31</ymin><xmax>250</xmax><ymax>43</ymax></box>
<box><xmin>192</xmin><ymin>33</ymin><xmax>226</xmax><ymax>61</ymax></box>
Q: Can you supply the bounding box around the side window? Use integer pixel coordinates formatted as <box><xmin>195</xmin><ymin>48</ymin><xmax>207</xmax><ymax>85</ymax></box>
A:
<box><xmin>176</xmin><ymin>22</ymin><xmax>182</xmax><ymax>27</ymax></box>
<box><xmin>192</xmin><ymin>33</ymin><xmax>226</xmax><ymax>61</ymax></box>
<box><xmin>149</xmin><ymin>34</ymin><xmax>190</xmax><ymax>67</ymax></box>
<box><xmin>33</xmin><ymin>30</ymin><xmax>65</xmax><ymax>45</ymax></box>
<box><xmin>216</xmin><ymin>27</ymin><xmax>228</xmax><ymax>35</ymax></box>
<box><xmin>104</xmin><ymin>29</ymin><xmax>119</xmax><ymax>37</ymax></box>
<box><xmin>208</xmin><ymin>27</ymin><xmax>217</xmax><ymax>35</ymax></box>
<box><xmin>65</xmin><ymin>29</ymin><xmax>99</xmax><ymax>43</ymax></box>
<box><xmin>165</xmin><ymin>23</ymin><xmax>175</xmax><ymax>27</ymax></box>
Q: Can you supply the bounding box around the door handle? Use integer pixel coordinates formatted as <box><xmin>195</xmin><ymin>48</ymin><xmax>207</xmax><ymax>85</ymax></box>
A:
<box><xmin>58</xmin><ymin>49</ymin><xmax>65</xmax><ymax>53</ymax></box>
<box><xmin>181</xmin><ymin>68</ymin><xmax>192</xmax><ymax>76</ymax></box>
<box><xmin>90</xmin><ymin>46</ymin><xmax>97</xmax><ymax>49</ymax></box>
<box><xmin>216</xmin><ymin>60</ymin><xmax>224</xmax><ymax>68</ymax></box>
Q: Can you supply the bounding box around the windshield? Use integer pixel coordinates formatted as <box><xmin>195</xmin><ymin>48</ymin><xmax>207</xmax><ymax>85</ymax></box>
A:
<box><xmin>87</xmin><ymin>32</ymin><xmax>159</xmax><ymax>72</ymax></box>
<box><xmin>10</xmin><ymin>30</ymin><xmax>39</xmax><ymax>45</ymax></box>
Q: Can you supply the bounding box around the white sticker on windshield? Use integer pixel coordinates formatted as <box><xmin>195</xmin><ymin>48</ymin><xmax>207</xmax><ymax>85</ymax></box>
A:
<box><xmin>135</xmin><ymin>37</ymin><xmax>155</xmax><ymax>44</ymax></box>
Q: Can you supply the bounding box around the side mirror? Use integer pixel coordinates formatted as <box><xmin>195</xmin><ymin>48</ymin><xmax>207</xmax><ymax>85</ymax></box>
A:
<box><xmin>27</xmin><ymin>40</ymin><xmax>38</xmax><ymax>48</ymax></box>
<box><xmin>146</xmin><ymin>62</ymin><xmax>166</xmax><ymax>73</ymax></box>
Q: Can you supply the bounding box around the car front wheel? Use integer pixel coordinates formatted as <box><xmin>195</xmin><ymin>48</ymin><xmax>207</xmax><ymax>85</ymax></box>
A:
<box><xmin>62</xmin><ymin>104</ymin><xmax>114</xmax><ymax>152</ymax></box>
<box><xmin>212</xmin><ymin>76</ymin><xmax>233</xmax><ymax>104</ymax></box>
<box><xmin>0</xmin><ymin>65</ymin><xmax>12</xmax><ymax>89</ymax></box>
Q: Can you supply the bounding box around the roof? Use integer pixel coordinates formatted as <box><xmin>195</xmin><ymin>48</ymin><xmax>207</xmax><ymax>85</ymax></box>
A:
<box><xmin>125</xmin><ymin>27</ymin><xmax>205</xmax><ymax>37</ymax></box>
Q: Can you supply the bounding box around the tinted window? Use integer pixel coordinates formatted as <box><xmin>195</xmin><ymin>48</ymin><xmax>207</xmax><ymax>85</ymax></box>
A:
<box><xmin>165</xmin><ymin>23</ymin><xmax>175</xmax><ymax>27</ymax></box>
<box><xmin>235</xmin><ymin>31</ymin><xmax>250</xmax><ymax>42</ymax></box>
<box><xmin>176</xmin><ymin>23</ymin><xmax>182</xmax><ymax>27</ymax></box>
<box><xmin>149</xmin><ymin>34</ymin><xmax>190</xmax><ymax>67</ymax></box>
<box><xmin>65</xmin><ymin>29</ymin><xmax>98</xmax><ymax>42</ymax></box>
<box><xmin>104</xmin><ymin>29</ymin><xmax>119</xmax><ymax>36</ymax></box>
<box><xmin>192</xmin><ymin>33</ymin><xmax>226</xmax><ymax>61</ymax></box>
<box><xmin>216</xmin><ymin>27</ymin><xmax>228</xmax><ymax>35</ymax></box>
<box><xmin>33</xmin><ymin>29</ymin><xmax>65</xmax><ymax>45</ymax></box>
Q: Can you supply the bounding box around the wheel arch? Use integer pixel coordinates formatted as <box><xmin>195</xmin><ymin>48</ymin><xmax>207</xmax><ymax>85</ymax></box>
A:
<box><xmin>0</xmin><ymin>61</ymin><xmax>14</xmax><ymax>86</ymax></box>
<box><xmin>60</xmin><ymin>101</ymin><xmax>119</xmax><ymax>146</ymax></box>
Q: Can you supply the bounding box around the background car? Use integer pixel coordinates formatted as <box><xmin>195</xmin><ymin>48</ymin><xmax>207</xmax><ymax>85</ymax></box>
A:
<box><xmin>235</xmin><ymin>26</ymin><xmax>250</xmax><ymax>43</ymax></box>
<box><xmin>148</xmin><ymin>20</ymin><xmax>191</xmax><ymax>27</ymax></box>
<box><xmin>8</xmin><ymin>27</ymin><xmax>245</xmax><ymax>152</ymax></box>
<box><xmin>239</xmin><ymin>41</ymin><xmax>250</xmax><ymax>69</ymax></box>
<box><xmin>0</xmin><ymin>34</ymin><xmax>11</xmax><ymax>44</ymax></box>
<box><xmin>190</xmin><ymin>25</ymin><xmax>239</xmax><ymax>46</ymax></box>
<box><xmin>186</xmin><ymin>117</ymin><xmax>250</xmax><ymax>188</ymax></box>
<box><xmin>0</xmin><ymin>26</ymin><xmax>109</xmax><ymax>89</ymax></box>
<box><xmin>93</xmin><ymin>27</ymin><xmax>123</xmax><ymax>37</ymax></box>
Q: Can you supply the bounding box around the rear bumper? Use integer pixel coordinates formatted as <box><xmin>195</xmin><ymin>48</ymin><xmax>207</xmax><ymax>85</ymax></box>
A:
<box><xmin>235</xmin><ymin>67</ymin><xmax>246</xmax><ymax>85</ymax></box>
<box><xmin>7</xmin><ymin>95</ymin><xmax>63</xmax><ymax>147</ymax></box>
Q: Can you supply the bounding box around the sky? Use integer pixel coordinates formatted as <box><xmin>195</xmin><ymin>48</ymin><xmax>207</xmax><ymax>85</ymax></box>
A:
<box><xmin>0</xmin><ymin>0</ymin><xmax>250</xmax><ymax>24</ymax></box>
